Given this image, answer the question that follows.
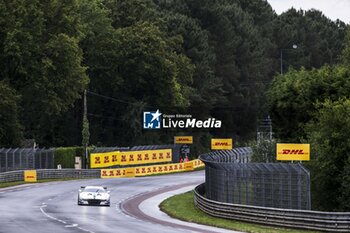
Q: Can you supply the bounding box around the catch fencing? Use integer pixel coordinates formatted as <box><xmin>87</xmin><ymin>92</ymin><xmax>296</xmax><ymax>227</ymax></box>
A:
<box><xmin>200</xmin><ymin>147</ymin><xmax>311</xmax><ymax>210</ymax></box>
<box><xmin>0</xmin><ymin>145</ymin><xmax>181</xmax><ymax>173</ymax></box>
<box><xmin>0</xmin><ymin>148</ymin><xmax>54</xmax><ymax>173</ymax></box>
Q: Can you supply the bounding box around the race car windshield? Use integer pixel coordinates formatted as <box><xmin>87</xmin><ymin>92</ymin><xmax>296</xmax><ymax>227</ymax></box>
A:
<box><xmin>84</xmin><ymin>188</ymin><xmax>106</xmax><ymax>193</ymax></box>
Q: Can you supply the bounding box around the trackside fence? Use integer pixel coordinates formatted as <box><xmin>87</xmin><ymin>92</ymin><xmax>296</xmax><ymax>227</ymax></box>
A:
<box><xmin>0</xmin><ymin>169</ymin><xmax>100</xmax><ymax>183</ymax></box>
<box><xmin>0</xmin><ymin>145</ymin><xmax>181</xmax><ymax>173</ymax></box>
<box><xmin>194</xmin><ymin>183</ymin><xmax>350</xmax><ymax>232</ymax></box>
<box><xmin>0</xmin><ymin>159</ymin><xmax>204</xmax><ymax>182</ymax></box>
<box><xmin>0</xmin><ymin>148</ymin><xmax>54</xmax><ymax>172</ymax></box>
<box><xmin>200</xmin><ymin>147</ymin><xmax>311</xmax><ymax>210</ymax></box>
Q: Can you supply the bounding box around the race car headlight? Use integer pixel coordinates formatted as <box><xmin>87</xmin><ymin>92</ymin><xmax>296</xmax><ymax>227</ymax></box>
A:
<box><xmin>80</xmin><ymin>193</ymin><xmax>90</xmax><ymax>199</ymax></box>
<box><xmin>96</xmin><ymin>194</ymin><xmax>108</xmax><ymax>199</ymax></box>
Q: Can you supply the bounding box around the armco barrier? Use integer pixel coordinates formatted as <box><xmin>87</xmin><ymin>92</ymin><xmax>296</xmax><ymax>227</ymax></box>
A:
<box><xmin>194</xmin><ymin>183</ymin><xmax>350</xmax><ymax>232</ymax></box>
<box><xmin>0</xmin><ymin>169</ymin><xmax>100</xmax><ymax>183</ymax></box>
<box><xmin>0</xmin><ymin>170</ymin><xmax>24</xmax><ymax>182</ymax></box>
<box><xmin>0</xmin><ymin>159</ymin><xmax>205</xmax><ymax>182</ymax></box>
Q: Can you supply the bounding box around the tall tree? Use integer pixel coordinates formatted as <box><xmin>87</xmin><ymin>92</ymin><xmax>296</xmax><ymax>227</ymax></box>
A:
<box><xmin>185</xmin><ymin>0</ymin><xmax>273</xmax><ymax>140</ymax></box>
<box><xmin>105</xmin><ymin>22</ymin><xmax>194</xmax><ymax>145</ymax></box>
<box><xmin>0</xmin><ymin>0</ymin><xmax>88</xmax><ymax>146</ymax></box>
<box><xmin>77</xmin><ymin>0</ymin><xmax>195</xmax><ymax>146</ymax></box>
<box><xmin>158</xmin><ymin>12</ymin><xmax>221</xmax><ymax>110</ymax></box>
<box><xmin>306</xmin><ymin>99</ymin><xmax>350</xmax><ymax>211</ymax></box>
<box><xmin>104</xmin><ymin>0</ymin><xmax>160</xmax><ymax>28</ymax></box>
<box><xmin>341</xmin><ymin>28</ymin><xmax>350</xmax><ymax>65</ymax></box>
<box><xmin>267</xmin><ymin>66</ymin><xmax>350</xmax><ymax>141</ymax></box>
<box><xmin>273</xmin><ymin>8</ymin><xmax>347</xmax><ymax>73</ymax></box>
<box><xmin>0</xmin><ymin>81</ymin><xmax>22</xmax><ymax>147</ymax></box>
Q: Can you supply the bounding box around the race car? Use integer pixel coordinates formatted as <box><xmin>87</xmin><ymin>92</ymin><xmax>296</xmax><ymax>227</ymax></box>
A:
<box><xmin>77</xmin><ymin>186</ymin><xmax>110</xmax><ymax>206</ymax></box>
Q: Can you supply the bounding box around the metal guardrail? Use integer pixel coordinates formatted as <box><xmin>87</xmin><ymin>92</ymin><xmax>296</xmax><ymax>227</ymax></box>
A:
<box><xmin>194</xmin><ymin>183</ymin><xmax>350</xmax><ymax>232</ymax></box>
<box><xmin>0</xmin><ymin>169</ymin><xmax>100</xmax><ymax>183</ymax></box>
<box><xmin>0</xmin><ymin>170</ymin><xmax>24</xmax><ymax>182</ymax></box>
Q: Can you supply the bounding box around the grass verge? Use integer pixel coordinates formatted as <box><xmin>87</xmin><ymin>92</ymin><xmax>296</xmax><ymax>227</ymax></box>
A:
<box><xmin>0</xmin><ymin>178</ymin><xmax>85</xmax><ymax>189</ymax></box>
<box><xmin>160</xmin><ymin>191</ymin><xmax>320</xmax><ymax>233</ymax></box>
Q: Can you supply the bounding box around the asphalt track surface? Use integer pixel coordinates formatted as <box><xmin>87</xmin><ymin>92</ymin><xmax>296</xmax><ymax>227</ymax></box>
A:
<box><xmin>0</xmin><ymin>171</ymin><xmax>240</xmax><ymax>233</ymax></box>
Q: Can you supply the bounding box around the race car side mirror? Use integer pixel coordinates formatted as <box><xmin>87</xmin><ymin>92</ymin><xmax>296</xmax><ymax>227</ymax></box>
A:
<box><xmin>107</xmin><ymin>191</ymin><xmax>110</xmax><ymax>194</ymax></box>
<box><xmin>79</xmin><ymin>189</ymin><xmax>82</xmax><ymax>192</ymax></box>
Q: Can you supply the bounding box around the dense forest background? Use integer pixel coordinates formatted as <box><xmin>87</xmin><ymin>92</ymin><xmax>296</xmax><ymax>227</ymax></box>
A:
<box><xmin>1</xmin><ymin>0</ymin><xmax>348</xmax><ymax>148</ymax></box>
<box><xmin>1</xmin><ymin>0</ymin><xmax>350</xmax><ymax>211</ymax></box>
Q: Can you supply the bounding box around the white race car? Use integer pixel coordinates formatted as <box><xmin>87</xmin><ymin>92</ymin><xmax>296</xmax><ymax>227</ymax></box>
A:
<box><xmin>77</xmin><ymin>186</ymin><xmax>110</xmax><ymax>206</ymax></box>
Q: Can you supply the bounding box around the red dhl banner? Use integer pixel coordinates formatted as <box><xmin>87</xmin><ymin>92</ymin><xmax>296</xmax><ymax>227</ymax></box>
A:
<box><xmin>91</xmin><ymin>149</ymin><xmax>172</xmax><ymax>168</ymax></box>
<box><xmin>101</xmin><ymin>160</ymin><xmax>205</xmax><ymax>178</ymax></box>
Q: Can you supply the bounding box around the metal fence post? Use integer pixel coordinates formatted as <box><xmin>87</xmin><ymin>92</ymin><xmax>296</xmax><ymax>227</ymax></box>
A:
<box><xmin>40</xmin><ymin>149</ymin><xmax>42</xmax><ymax>169</ymax></box>
<box><xmin>19</xmin><ymin>148</ymin><xmax>22</xmax><ymax>169</ymax></box>
<box><xmin>12</xmin><ymin>148</ymin><xmax>18</xmax><ymax>170</ymax></box>
<box><xmin>26</xmin><ymin>149</ymin><xmax>30</xmax><ymax>169</ymax></box>
<box><xmin>46</xmin><ymin>150</ymin><xmax>48</xmax><ymax>169</ymax></box>
<box><xmin>32</xmin><ymin>148</ymin><xmax>35</xmax><ymax>169</ymax></box>
<box><xmin>0</xmin><ymin>148</ymin><xmax>3</xmax><ymax>172</ymax></box>
<box><xmin>52</xmin><ymin>149</ymin><xmax>55</xmax><ymax>169</ymax></box>
<box><xmin>5</xmin><ymin>148</ymin><xmax>11</xmax><ymax>172</ymax></box>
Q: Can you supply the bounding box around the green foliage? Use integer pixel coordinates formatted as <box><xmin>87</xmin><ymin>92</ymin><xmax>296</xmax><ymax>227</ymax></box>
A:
<box><xmin>305</xmin><ymin>99</ymin><xmax>350</xmax><ymax>211</ymax></box>
<box><xmin>341</xmin><ymin>28</ymin><xmax>350</xmax><ymax>65</ymax></box>
<box><xmin>0</xmin><ymin>0</ymin><xmax>348</xmax><ymax>150</ymax></box>
<box><xmin>104</xmin><ymin>0</ymin><xmax>160</xmax><ymax>28</ymax></box>
<box><xmin>273</xmin><ymin>8</ymin><xmax>347</xmax><ymax>70</ymax></box>
<box><xmin>251</xmin><ymin>139</ymin><xmax>277</xmax><ymax>163</ymax></box>
<box><xmin>268</xmin><ymin>66</ymin><xmax>350</xmax><ymax>141</ymax></box>
<box><xmin>160</xmin><ymin>12</ymin><xmax>220</xmax><ymax>109</ymax></box>
<box><xmin>54</xmin><ymin>147</ymin><xmax>83</xmax><ymax>168</ymax></box>
<box><xmin>156</xmin><ymin>0</ymin><xmax>277</xmax><ymax>140</ymax></box>
<box><xmin>0</xmin><ymin>81</ymin><xmax>22</xmax><ymax>147</ymax></box>
<box><xmin>115</xmin><ymin>22</ymin><xmax>194</xmax><ymax>107</ymax></box>
<box><xmin>0</xmin><ymin>0</ymin><xmax>88</xmax><ymax>145</ymax></box>
<box><xmin>339</xmin><ymin>156</ymin><xmax>350</xmax><ymax>210</ymax></box>
<box><xmin>267</xmin><ymin>30</ymin><xmax>350</xmax><ymax>211</ymax></box>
